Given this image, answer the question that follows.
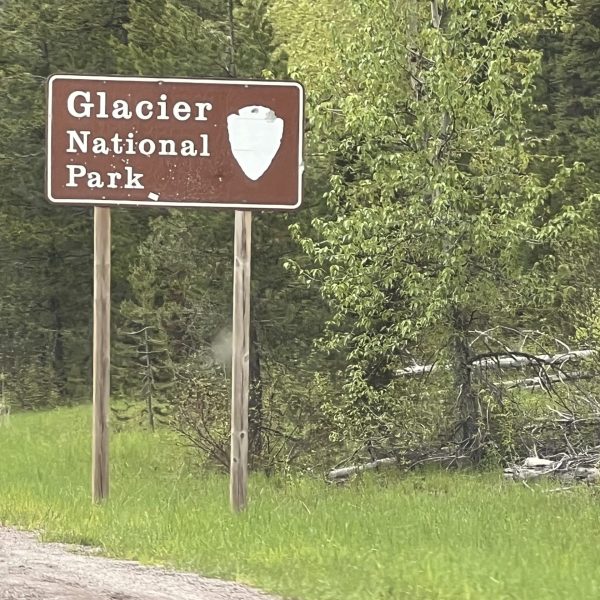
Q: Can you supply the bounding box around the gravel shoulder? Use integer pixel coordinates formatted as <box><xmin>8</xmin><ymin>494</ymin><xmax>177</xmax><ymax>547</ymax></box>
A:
<box><xmin>0</xmin><ymin>526</ymin><xmax>278</xmax><ymax>600</ymax></box>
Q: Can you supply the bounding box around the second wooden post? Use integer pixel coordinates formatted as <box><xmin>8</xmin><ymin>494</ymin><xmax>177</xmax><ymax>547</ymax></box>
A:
<box><xmin>230</xmin><ymin>209</ymin><xmax>252</xmax><ymax>512</ymax></box>
<box><xmin>92</xmin><ymin>206</ymin><xmax>111</xmax><ymax>503</ymax></box>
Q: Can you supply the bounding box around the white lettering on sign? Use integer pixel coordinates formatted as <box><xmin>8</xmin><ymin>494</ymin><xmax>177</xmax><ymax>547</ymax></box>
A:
<box><xmin>135</xmin><ymin>101</ymin><xmax>153</xmax><ymax>120</ymax></box>
<box><xmin>173</xmin><ymin>101</ymin><xmax>191</xmax><ymax>121</ymax></box>
<box><xmin>66</xmin><ymin>130</ymin><xmax>210</xmax><ymax>158</ymax></box>
<box><xmin>112</xmin><ymin>100</ymin><xmax>132</xmax><ymax>119</ymax></box>
<box><xmin>63</xmin><ymin>88</ymin><xmax>213</xmax><ymax>196</ymax></box>
<box><xmin>66</xmin><ymin>165</ymin><xmax>145</xmax><ymax>190</ymax></box>
<box><xmin>66</xmin><ymin>91</ymin><xmax>213</xmax><ymax>122</ymax></box>
<box><xmin>67</xmin><ymin>91</ymin><xmax>93</xmax><ymax>118</ymax></box>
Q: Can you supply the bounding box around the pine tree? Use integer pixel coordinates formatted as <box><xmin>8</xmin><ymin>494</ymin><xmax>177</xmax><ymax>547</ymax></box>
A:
<box><xmin>0</xmin><ymin>0</ymin><xmax>146</xmax><ymax>402</ymax></box>
<box><xmin>116</xmin><ymin>0</ymin><xmax>322</xmax><ymax>465</ymax></box>
<box><xmin>534</xmin><ymin>0</ymin><xmax>600</xmax><ymax>348</ymax></box>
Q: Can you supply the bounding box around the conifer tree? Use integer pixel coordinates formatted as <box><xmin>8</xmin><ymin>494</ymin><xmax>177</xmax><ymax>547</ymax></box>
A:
<box><xmin>117</xmin><ymin>0</ymin><xmax>307</xmax><ymax>463</ymax></box>
<box><xmin>534</xmin><ymin>0</ymin><xmax>600</xmax><ymax>347</ymax></box>
<box><xmin>0</xmin><ymin>0</ymin><xmax>146</xmax><ymax>402</ymax></box>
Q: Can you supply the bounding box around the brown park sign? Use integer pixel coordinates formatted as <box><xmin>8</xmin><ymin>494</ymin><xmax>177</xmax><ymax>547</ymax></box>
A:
<box><xmin>46</xmin><ymin>75</ymin><xmax>304</xmax><ymax>209</ymax></box>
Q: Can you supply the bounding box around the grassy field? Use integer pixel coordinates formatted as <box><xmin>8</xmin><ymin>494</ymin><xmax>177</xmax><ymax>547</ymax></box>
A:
<box><xmin>0</xmin><ymin>406</ymin><xmax>599</xmax><ymax>600</ymax></box>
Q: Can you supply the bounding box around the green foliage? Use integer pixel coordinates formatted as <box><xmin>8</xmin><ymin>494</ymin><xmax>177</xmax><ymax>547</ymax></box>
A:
<box><xmin>1</xmin><ymin>363</ymin><xmax>62</xmax><ymax>410</ymax></box>
<box><xmin>171</xmin><ymin>360</ymin><xmax>231</xmax><ymax>467</ymax></box>
<box><xmin>3</xmin><ymin>0</ymin><xmax>600</xmax><ymax>474</ymax></box>
<box><xmin>538</xmin><ymin>0</ymin><xmax>600</xmax><ymax>187</ymax></box>
<box><xmin>121</xmin><ymin>0</ymin><xmax>229</xmax><ymax>76</ymax></box>
<box><xmin>0</xmin><ymin>1</ymin><xmax>312</xmax><ymax>459</ymax></box>
<box><xmin>289</xmin><ymin>0</ymin><xmax>587</xmax><ymax>453</ymax></box>
<box><xmin>121</xmin><ymin>211</ymin><xmax>334</xmax><ymax>469</ymax></box>
<box><xmin>120</xmin><ymin>0</ymin><xmax>285</xmax><ymax>78</ymax></box>
<box><xmin>235</xmin><ymin>0</ymin><xmax>287</xmax><ymax>77</ymax></box>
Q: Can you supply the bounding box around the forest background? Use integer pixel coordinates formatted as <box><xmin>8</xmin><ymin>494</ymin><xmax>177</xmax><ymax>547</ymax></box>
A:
<box><xmin>2</xmin><ymin>0</ymin><xmax>600</xmax><ymax>474</ymax></box>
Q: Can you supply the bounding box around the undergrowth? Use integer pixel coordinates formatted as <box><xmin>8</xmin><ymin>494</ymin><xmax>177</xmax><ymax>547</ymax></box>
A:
<box><xmin>0</xmin><ymin>405</ymin><xmax>599</xmax><ymax>600</ymax></box>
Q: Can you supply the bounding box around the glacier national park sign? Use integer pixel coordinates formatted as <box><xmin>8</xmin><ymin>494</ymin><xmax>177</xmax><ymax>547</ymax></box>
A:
<box><xmin>46</xmin><ymin>73</ymin><xmax>305</xmax><ymax>513</ymax></box>
<box><xmin>46</xmin><ymin>75</ymin><xmax>304</xmax><ymax>209</ymax></box>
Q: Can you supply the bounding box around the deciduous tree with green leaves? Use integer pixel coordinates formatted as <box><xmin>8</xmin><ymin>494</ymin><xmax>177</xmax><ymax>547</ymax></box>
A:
<box><xmin>291</xmin><ymin>0</ymin><xmax>587</xmax><ymax>459</ymax></box>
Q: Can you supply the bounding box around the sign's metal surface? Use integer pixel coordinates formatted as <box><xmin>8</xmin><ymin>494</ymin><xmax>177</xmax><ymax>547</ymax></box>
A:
<box><xmin>46</xmin><ymin>75</ymin><xmax>304</xmax><ymax>209</ymax></box>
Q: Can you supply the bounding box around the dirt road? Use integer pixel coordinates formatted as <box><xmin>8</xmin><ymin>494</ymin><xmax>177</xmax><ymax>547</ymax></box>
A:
<box><xmin>0</xmin><ymin>527</ymin><xmax>278</xmax><ymax>600</ymax></box>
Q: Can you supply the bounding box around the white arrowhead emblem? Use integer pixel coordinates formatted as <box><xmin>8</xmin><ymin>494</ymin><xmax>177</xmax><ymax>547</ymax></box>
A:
<box><xmin>227</xmin><ymin>106</ymin><xmax>284</xmax><ymax>181</ymax></box>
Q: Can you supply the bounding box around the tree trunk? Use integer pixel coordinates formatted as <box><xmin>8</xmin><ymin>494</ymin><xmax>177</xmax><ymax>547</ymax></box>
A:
<box><xmin>143</xmin><ymin>328</ymin><xmax>155</xmax><ymax>432</ymax></box>
<box><xmin>227</xmin><ymin>0</ymin><xmax>237</xmax><ymax>78</ymax></box>
<box><xmin>49</xmin><ymin>295</ymin><xmax>66</xmax><ymax>396</ymax></box>
<box><xmin>249</xmin><ymin>319</ymin><xmax>263</xmax><ymax>459</ymax></box>
<box><xmin>451</xmin><ymin>309</ymin><xmax>481</xmax><ymax>460</ymax></box>
<box><xmin>426</xmin><ymin>2</ymin><xmax>482</xmax><ymax>460</ymax></box>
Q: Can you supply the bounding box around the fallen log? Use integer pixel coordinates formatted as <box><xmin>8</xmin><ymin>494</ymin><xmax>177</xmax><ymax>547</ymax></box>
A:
<box><xmin>329</xmin><ymin>451</ymin><xmax>600</xmax><ymax>484</ymax></box>
<box><xmin>396</xmin><ymin>349</ymin><xmax>595</xmax><ymax>377</ymax></box>
<box><xmin>328</xmin><ymin>457</ymin><xmax>398</xmax><ymax>480</ymax></box>
<box><xmin>327</xmin><ymin>449</ymin><xmax>468</xmax><ymax>480</ymax></box>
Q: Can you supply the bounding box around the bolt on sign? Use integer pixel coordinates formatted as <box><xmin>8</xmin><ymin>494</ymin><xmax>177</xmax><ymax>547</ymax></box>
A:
<box><xmin>46</xmin><ymin>75</ymin><xmax>304</xmax><ymax>209</ymax></box>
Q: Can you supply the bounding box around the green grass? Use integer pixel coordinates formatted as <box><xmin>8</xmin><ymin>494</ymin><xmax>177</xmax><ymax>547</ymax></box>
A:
<box><xmin>1</xmin><ymin>406</ymin><xmax>600</xmax><ymax>599</ymax></box>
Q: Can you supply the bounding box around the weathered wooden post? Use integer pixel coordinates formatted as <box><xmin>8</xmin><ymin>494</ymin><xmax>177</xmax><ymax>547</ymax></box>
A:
<box><xmin>230</xmin><ymin>210</ymin><xmax>252</xmax><ymax>511</ymax></box>
<box><xmin>0</xmin><ymin>371</ymin><xmax>9</xmax><ymax>427</ymax></box>
<box><xmin>92</xmin><ymin>206</ymin><xmax>111</xmax><ymax>502</ymax></box>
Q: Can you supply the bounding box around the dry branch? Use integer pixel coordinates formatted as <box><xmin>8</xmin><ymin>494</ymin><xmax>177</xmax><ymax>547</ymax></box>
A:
<box><xmin>504</xmin><ymin>454</ymin><xmax>600</xmax><ymax>484</ymax></box>
<box><xmin>499</xmin><ymin>371</ymin><xmax>595</xmax><ymax>390</ymax></box>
